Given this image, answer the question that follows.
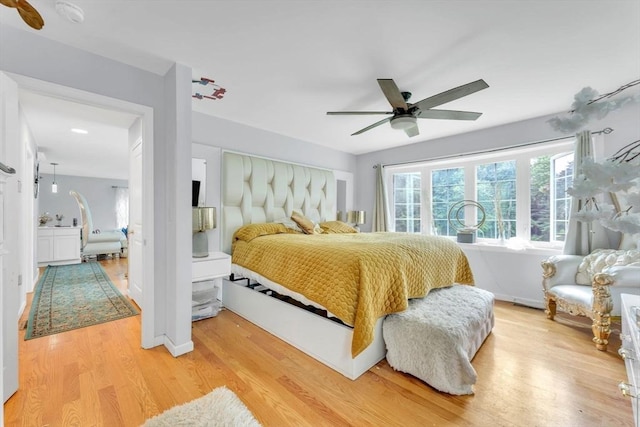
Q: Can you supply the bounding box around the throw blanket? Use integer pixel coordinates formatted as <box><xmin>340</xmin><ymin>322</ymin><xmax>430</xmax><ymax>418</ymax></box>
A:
<box><xmin>232</xmin><ymin>225</ymin><xmax>474</xmax><ymax>357</ymax></box>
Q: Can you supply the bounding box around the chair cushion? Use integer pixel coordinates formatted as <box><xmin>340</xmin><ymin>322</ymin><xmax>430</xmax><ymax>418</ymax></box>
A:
<box><xmin>88</xmin><ymin>230</ymin><xmax>125</xmax><ymax>243</ymax></box>
<box><xmin>548</xmin><ymin>283</ymin><xmax>638</xmax><ymax>317</ymax></box>
<box><xmin>547</xmin><ymin>284</ymin><xmax>593</xmax><ymax>308</ymax></box>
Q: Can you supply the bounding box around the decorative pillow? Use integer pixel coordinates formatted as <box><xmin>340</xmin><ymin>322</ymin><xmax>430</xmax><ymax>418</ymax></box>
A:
<box><xmin>233</xmin><ymin>223</ymin><xmax>290</xmax><ymax>243</ymax></box>
<box><xmin>273</xmin><ymin>217</ymin><xmax>303</xmax><ymax>233</ymax></box>
<box><xmin>291</xmin><ymin>211</ymin><xmax>318</xmax><ymax>234</ymax></box>
<box><xmin>319</xmin><ymin>221</ymin><xmax>358</xmax><ymax>234</ymax></box>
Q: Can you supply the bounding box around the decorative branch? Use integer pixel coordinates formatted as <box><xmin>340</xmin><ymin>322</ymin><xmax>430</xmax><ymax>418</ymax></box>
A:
<box><xmin>573</xmin><ymin>79</ymin><xmax>640</xmax><ymax>111</ymax></box>
<box><xmin>548</xmin><ymin>79</ymin><xmax>640</xmax><ymax>133</ymax></box>
<box><xmin>609</xmin><ymin>139</ymin><xmax>640</xmax><ymax>163</ymax></box>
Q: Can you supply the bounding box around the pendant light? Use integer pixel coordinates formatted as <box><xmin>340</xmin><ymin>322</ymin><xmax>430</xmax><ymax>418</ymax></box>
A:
<box><xmin>51</xmin><ymin>162</ymin><xmax>58</xmax><ymax>193</ymax></box>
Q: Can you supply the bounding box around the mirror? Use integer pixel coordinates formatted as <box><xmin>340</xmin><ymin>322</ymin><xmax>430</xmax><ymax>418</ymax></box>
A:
<box><xmin>336</xmin><ymin>179</ymin><xmax>347</xmax><ymax>221</ymax></box>
<box><xmin>192</xmin><ymin>158</ymin><xmax>206</xmax><ymax>207</ymax></box>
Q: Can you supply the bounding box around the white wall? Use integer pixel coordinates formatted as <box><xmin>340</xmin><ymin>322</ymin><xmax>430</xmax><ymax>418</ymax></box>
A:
<box><xmin>192</xmin><ymin>111</ymin><xmax>357</xmax><ymax>174</ymax></box>
<box><xmin>37</xmin><ymin>174</ymin><xmax>128</xmax><ymax>230</ymax></box>
<box><xmin>355</xmin><ymin>101</ymin><xmax>640</xmax><ymax>307</ymax></box>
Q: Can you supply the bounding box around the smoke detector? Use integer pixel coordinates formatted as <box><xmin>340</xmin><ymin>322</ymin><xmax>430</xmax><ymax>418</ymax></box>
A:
<box><xmin>55</xmin><ymin>1</ymin><xmax>84</xmax><ymax>24</ymax></box>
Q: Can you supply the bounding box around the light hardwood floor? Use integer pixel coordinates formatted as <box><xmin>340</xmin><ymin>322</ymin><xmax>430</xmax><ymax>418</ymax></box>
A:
<box><xmin>4</xmin><ymin>258</ymin><xmax>634</xmax><ymax>426</ymax></box>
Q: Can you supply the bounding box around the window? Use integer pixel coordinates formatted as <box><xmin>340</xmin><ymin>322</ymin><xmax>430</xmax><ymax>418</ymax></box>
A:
<box><xmin>386</xmin><ymin>138</ymin><xmax>579</xmax><ymax>248</ymax></box>
<box><xmin>476</xmin><ymin>161</ymin><xmax>516</xmax><ymax>239</ymax></box>
<box><xmin>551</xmin><ymin>153</ymin><xmax>574</xmax><ymax>242</ymax></box>
<box><xmin>393</xmin><ymin>172</ymin><xmax>421</xmax><ymax>232</ymax></box>
<box><xmin>431</xmin><ymin>168</ymin><xmax>464</xmax><ymax>236</ymax></box>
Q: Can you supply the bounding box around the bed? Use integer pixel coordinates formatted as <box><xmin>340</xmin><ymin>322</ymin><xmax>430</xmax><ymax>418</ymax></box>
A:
<box><xmin>221</xmin><ymin>152</ymin><xmax>473</xmax><ymax>379</ymax></box>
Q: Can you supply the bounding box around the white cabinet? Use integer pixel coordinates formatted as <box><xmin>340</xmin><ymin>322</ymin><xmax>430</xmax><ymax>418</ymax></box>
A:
<box><xmin>620</xmin><ymin>293</ymin><xmax>640</xmax><ymax>427</ymax></box>
<box><xmin>37</xmin><ymin>227</ymin><xmax>81</xmax><ymax>266</ymax></box>
<box><xmin>191</xmin><ymin>251</ymin><xmax>231</xmax><ymax>321</ymax></box>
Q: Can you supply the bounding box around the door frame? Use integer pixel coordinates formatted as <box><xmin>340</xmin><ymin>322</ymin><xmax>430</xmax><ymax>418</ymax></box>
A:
<box><xmin>7</xmin><ymin>72</ymin><xmax>156</xmax><ymax>348</ymax></box>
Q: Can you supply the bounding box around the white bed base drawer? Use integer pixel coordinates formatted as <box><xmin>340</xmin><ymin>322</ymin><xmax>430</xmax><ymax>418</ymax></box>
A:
<box><xmin>222</xmin><ymin>278</ymin><xmax>386</xmax><ymax>380</ymax></box>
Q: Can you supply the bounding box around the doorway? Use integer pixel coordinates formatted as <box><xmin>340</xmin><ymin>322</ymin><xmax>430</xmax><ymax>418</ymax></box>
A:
<box><xmin>7</xmin><ymin>72</ymin><xmax>155</xmax><ymax>348</ymax></box>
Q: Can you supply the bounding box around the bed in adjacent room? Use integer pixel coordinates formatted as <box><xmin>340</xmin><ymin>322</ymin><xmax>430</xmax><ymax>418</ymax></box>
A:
<box><xmin>220</xmin><ymin>152</ymin><xmax>473</xmax><ymax>379</ymax></box>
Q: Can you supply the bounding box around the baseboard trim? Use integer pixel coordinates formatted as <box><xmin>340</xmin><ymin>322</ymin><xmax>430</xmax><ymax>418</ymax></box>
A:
<box><xmin>163</xmin><ymin>336</ymin><xmax>194</xmax><ymax>357</ymax></box>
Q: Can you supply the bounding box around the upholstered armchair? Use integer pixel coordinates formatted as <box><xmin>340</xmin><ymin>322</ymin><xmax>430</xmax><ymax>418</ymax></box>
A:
<box><xmin>70</xmin><ymin>190</ymin><xmax>126</xmax><ymax>260</ymax></box>
<box><xmin>542</xmin><ymin>249</ymin><xmax>640</xmax><ymax>351</ymax></box>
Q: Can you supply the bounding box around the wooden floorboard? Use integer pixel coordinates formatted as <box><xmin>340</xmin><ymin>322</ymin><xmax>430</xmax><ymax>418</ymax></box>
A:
<box><xmin>4</xmin><ymin>257</ymin><xmax>634</xmax><ymax>426</ymax></box>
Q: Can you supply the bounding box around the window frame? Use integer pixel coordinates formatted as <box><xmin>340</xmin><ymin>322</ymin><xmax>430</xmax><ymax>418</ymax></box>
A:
<box><xmin>385</xmin><ymin>138</ymin><xmax>581</xmax><ymax>249</ymax></box>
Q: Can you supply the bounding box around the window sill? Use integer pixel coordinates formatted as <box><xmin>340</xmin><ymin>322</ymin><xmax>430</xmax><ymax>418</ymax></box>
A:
<box><xmin>457</xmin><ymin>241</ymin><xmax>561</xmax><ymax>256</ymax></box>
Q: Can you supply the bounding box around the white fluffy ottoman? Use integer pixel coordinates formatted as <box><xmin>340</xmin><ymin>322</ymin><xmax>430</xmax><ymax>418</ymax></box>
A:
<box><xmin>383</xmin><ymin>285</ymin><xmax>494</xmax><ymax>395</ymax></box>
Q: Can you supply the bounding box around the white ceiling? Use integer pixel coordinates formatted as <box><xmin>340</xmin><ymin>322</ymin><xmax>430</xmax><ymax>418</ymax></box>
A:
<box><xmin>3</xmin><ymin>0</ymin><xmax>639</xmax><ymax>179</ymax></box>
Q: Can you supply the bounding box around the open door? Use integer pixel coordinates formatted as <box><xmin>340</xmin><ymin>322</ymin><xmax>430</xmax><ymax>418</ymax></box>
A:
<box><xmin>128</xmin><ymin>135</ymin><xmax>143</xmax><ymax>306</ymax></box>
<box><xmin>1</xmin><ymin>72</ymin><xmax>20</xmax><ymax>409</ymax></box>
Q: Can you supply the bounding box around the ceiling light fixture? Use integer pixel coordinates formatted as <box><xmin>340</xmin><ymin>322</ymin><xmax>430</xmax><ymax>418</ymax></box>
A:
<box><xmin>71</xmin><ymin>128</ymin><xmax>88</xmax><ymax>134</ymax></box>
<box><xmin>390</xmin><ymin>115</ymin><xmax>417</xmax><ymax>130</ymax></box>
<box><xmin>55</xmin><ymin>1</ymin><xmax>84</xmax><ymax>24</ymax></box>
<box><xmin>51</xmin><ymin>162</ymin><xmax>58</xmax><ymax>193</ymax></box>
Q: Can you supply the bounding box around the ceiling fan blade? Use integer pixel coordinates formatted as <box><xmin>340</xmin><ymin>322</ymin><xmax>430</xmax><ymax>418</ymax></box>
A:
<box><xmin>377</xmin><ymin>79</ymin><xmax>408</xmax><ymax>111</ymax></box>
<box><xmin>351</xmin><ymin>117</ymin><xmax>391</xmax><ymax>136</ymax></box>
<box><xmin>417</xmin><ymin>109</ymin><xmax>482</xmax><ymax>121</ymax></box>
<box><xmin>327</xmin><ymin>111</ymin><xmax>394</xmax><ymax>115</ymax></box>
<box><xmin>413</xmin><ymin>79</ymin><xmax>489</xmax><ymax>111</ymax></box>
<box><xmin>0</xmin><ymin>0</ymin><xmax>18</xmax><ymax>8</ymax></box>
<box><xmin>404</xmin><ymin>125</ymin><xmax>420</xmax><ymax>138</ymax></box>
<box><xmin>15</xmin><ymin>0</ymin><xmax>44</xmax><ymax>30</ymax></box>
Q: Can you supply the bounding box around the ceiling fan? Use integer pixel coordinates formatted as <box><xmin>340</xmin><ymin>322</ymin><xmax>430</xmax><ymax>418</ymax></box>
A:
<box><xmin>327</xmin><ymin>78</ymin><xmax>489</xmax><ymax>137</ymax></box>
<box><xmin>0</xmin><ymin>0</ymin><xmax>44</xmax><ymax>30</ymax></box>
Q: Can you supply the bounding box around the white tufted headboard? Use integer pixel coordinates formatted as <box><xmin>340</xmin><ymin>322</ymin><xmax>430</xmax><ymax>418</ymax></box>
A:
<box><xmin>221</xmin><ymin>152</ymin><xmax>336</xmax><ymax>254</ymax></box>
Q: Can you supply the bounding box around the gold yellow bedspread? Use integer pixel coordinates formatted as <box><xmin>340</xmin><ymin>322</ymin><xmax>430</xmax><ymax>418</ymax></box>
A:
<box><xmin>232</xmin><ymin>230</ymin><xmax>474</xmax><ymax>357</ymax></box>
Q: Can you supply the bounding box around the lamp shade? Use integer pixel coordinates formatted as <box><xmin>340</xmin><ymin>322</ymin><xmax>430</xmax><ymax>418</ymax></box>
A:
<box><xmin>347</xmin><ymin>210</ymin><xmax>366</xmax><ymax>225</ymax></box>
<box><xmin>192</xmin><ymin>207</ymin><xmax>216</xmax><ymax>232</ymax></box>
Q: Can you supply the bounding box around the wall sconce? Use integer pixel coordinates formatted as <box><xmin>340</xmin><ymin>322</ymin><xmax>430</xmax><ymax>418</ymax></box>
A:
<box><xmin>347</xmin><ymin>210</ymin><xmax>366</xmax><ymax>231</ymax></box>
<box><xmin>192</xmin><ymin>207</ymin><xmax>216</xmax><ymax>257</ymax></box>
<box><xmin>51</xmin><ymin>162</ymin><xmax>58</xmax><ymax>193</ymax></box>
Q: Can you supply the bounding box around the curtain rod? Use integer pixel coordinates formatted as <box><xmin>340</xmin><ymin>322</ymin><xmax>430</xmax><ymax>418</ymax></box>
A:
<box><xmin>112</xmin><ymin>185</ymin><xmax>128</xmax><ymax>189</ymax></box>
<box><xmin>373</xmin><ymin>127</ymin><xmax>614</xmax><ymax>169</ymax></box>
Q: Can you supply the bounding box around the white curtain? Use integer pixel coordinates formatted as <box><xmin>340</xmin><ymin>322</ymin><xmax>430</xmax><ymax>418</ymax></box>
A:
<box><xmin>115</xmin><ymin>187</ymin><xmax>129</xmax><ymax>229</ymax></box>
<box><xmin>371</xmin><ymin>164</ymin><xmax>389</xmax><ymax>232</ymax></box>
<box><xmin>563</xmin><ymin>130</ymin><xmax>609</xmax><ymax>255</ymax></box>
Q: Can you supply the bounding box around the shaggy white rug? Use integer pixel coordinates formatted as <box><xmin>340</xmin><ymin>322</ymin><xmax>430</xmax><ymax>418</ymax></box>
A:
<box><xmin>142</xmin><ymin>386</ymin><xmax>262</xmax><ymax>427</ymax></box>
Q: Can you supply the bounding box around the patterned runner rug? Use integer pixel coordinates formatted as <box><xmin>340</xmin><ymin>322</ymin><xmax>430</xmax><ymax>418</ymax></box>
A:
<box><xmin>25</xmin><ymin>262</ymin><xmax>139</xmax><ymax>340</ymax></box>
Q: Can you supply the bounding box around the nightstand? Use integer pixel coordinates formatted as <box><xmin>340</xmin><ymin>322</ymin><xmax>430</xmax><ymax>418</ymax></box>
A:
<box><xmin>191</xmin><ymin>251</ymin><xmax>231</xmax><ymax>321</ymax></box>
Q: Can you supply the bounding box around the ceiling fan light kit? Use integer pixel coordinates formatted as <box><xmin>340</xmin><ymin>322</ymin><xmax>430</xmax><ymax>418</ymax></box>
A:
<box><xmin>327</xmin><ymin>78</ymin><xmax>489</xmax><ymax>138</ymax></box>
<box><xmin>55</xmin><ymin>0</ymin><xmax>84</xmax><ymax>24</ymax></box>
<box><xmin>390</xmin><ymin>115</ymin><xmax>417</xmax><ymax>130</ymax></box>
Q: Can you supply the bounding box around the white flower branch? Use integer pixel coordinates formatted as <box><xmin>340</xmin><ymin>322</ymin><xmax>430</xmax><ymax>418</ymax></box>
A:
<box><xmin>548</xmin><ymin>80</ymin><xmax>640</xmax><ymax>133</ymax></box>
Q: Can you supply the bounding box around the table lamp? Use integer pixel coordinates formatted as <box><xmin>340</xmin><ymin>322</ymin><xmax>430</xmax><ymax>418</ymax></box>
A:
<box><xmin>192</xmin><ymin>207</ymin><xmax>216</xmax><ymax>257</ymax></box>
<box><xmin>347</xmin><ymin>210</ymin><xmax>366</xmax><ymax>231</ymax></box>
